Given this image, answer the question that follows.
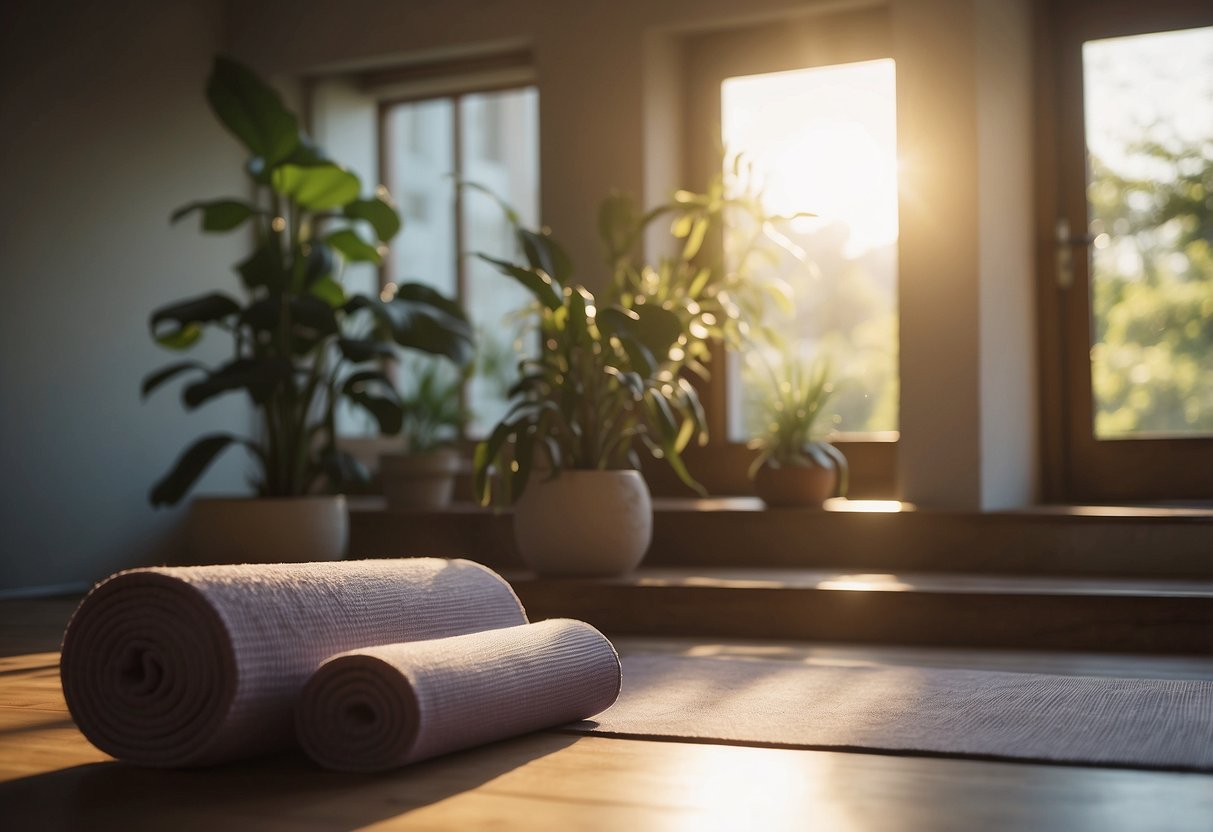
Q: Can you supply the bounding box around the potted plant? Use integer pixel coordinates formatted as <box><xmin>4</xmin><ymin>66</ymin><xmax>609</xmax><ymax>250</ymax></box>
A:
<box><xmin>747</xmin><ymin>357</ymin><xmax>848</xmax><ymax>508</ymax></box>
<box><xmin>473</xmin><ymin>173</ymin><xmax>807</xmax><ymax>576</ymax></box>
<box><xmin>378</xmin><ymin>357</ymin><xmax>468</xmax><ymax>511</ymax></box>
<box><xmin>144</xmin><ymin>56</ymin><xmax>473</xmax><ymax>563</ymax></box>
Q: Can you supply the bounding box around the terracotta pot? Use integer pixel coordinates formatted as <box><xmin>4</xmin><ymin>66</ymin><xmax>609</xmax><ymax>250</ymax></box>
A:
<box><xmin>753</xmin><ymin>463</ymin><xmax>836</xmax><ymax>508</ymax></box>
<box><xmin>187</xmin><ymin>495</ymin><xmax>348</xmax><ymax>564</ymax></box>
<box><xmin>512</xmin><ymin>470</ymin><xmax>652</xmax><ymax>577</ymax></box>
<box><xmin>379</xmin><ymin>448</ymin><xmax>461</xmax><ymax>510</ymax></box>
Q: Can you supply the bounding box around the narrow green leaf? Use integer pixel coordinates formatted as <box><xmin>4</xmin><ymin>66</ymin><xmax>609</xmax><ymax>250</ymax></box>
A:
<box><xmin>478</xmin><ymin>254</ymin><xmax>563</xmax><ymax>310</ymax></box>
<box><xmin>520</xmin><ymin>229</ymin><xmax>573</xmax><ymax>284</ymax></box>
<box><xmin>142</xmin><ymin>361</ymin><xmax>206</xmax><ymax>398</ymax></box>
<box><xmin>683</xmin><ymin>215</ymin><xmax>709</xmax><ymax>260</ymax></box>
<box><xmin>150</xmin><ymin>433</ymin><xmax>242</xmax><ymax>507</ymax></box>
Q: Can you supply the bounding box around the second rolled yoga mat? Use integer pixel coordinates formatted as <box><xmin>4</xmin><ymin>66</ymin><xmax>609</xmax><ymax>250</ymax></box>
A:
<box><xmin>296</xmin><ymin>619</ymin><xmax>621</xmax><ymax>772</ymax></box>
<box><xmin>60</xmin><ymin>558</ymin><xmax>527</xmax><ymax>767</ymax></box>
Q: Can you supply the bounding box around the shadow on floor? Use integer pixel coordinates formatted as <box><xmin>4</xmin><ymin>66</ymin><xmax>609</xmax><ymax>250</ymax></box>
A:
<box><xmin>0</xmin><ymin>732</ymin><xmax>580</xmax><ymax>830</ymax></box>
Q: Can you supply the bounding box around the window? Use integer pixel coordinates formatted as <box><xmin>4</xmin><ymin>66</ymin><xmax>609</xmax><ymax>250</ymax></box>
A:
<box><xmin>309</xmin><ymin>57</ymin><xmax>539</xmax><ymax>440</ymax></box>
<box><xmin>720</xmin><ymin>59</ymin><xmax>899</xmax><ymax>442</ymax></box>
<box><xmin>1040</xmin><ymin>0</ymin><xmax>1213</xmax><ymax>501</ymax></box>
<box><xmin>675</xmin><ymin>7</ymin><xmax>899</xmax><ymax>497</ymax></box>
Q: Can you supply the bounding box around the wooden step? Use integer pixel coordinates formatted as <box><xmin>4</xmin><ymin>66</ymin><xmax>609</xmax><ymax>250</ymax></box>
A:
<box><xmin>506</xmin><ymin>568</ymin><xmax>1213</xmax><ymax>654</ymax></box>
<box><xmin>348</xmin><ymin>498</ymin><xmax>1213</xmax><ymax>578</ymax></box>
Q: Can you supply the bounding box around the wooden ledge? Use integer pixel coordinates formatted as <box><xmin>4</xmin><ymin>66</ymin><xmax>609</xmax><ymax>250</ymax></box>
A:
<box><xmin>347</xmin><ymin>498</ymin><xmax>1213</xmax><ymax>578</ymax></box>
<box><xmin>507</xmin><ymin>568</ymin><xmax>1213</xmax><ymax>654</ymax></box>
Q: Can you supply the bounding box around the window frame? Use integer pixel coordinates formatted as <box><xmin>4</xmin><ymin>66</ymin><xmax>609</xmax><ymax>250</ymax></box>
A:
<box><xmin>1035</xmin><ymin>0</ymin><xmax>1213</xmax><ymax>502</ymax></box>
<box><xmin>672</xmin><ymin>7</ymin><xmax>899</xmax><ymax>499</ymax></box>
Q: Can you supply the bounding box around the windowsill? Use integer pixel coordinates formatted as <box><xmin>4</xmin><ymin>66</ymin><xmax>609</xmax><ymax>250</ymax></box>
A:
<box><xmin>347</xmin><ymin>495</ymin><xmax>1213</xmax><ymax>519</ymax></box>
<box><xmin>346</xmin><ymin>496</ymin><xmax>1212</xmax><ymax>583</ymax></box>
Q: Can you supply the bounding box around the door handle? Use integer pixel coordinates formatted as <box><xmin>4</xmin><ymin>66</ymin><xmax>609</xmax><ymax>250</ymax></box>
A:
<box><xmin>1055</xmin><ymin>218</ymin><xmax>1095</xmax><ymax>290</ymax></box>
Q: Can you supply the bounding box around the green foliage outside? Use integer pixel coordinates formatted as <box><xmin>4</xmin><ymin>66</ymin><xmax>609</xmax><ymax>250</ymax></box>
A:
<box><xmin>1088</xmin><ymin>139</ymin><xmax>1213</xmax><ymax>437</ymax></box>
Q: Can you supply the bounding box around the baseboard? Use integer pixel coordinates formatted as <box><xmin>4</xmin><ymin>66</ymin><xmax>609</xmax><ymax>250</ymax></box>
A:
<box><xmin>0</xmin><ymin>582</ymin><xmax>90</xmax><ymax>601</ymax></box>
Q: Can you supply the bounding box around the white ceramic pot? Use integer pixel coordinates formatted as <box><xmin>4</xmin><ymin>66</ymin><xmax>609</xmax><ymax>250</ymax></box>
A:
<box><xmin>512</xmin><ymin>469</ymin><xmax>652</xmax><ymax>577</ymax></box>
<box><xmin>187</xmin><ymin>495</ymin><xmax>348</xmax><ymax>564</ymax></box>
<box><xmin>379</xmin><ymin>448</ymin><xmax>461</xmax><ymax>511</ymax></box>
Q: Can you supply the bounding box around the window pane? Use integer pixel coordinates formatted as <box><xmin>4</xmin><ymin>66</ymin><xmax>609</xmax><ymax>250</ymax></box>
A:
<box><xmin>721</xmin><ymin>59</ymin><xmax>899</xmax><ymax>441</ymax></box>
<box><xmin>1083</xmin><ymin>27</ymin><xmax>1213</xmax><ymax>439</ymax></box>
<box><xmin>385</xmin><ymin>99</ymin><xmax>457</xmax><ymax>298</ymax></box>
<box><xmin>460</xmin><ymin>88</ymin><xmax>540</xmax><ymax>436</ymax></box>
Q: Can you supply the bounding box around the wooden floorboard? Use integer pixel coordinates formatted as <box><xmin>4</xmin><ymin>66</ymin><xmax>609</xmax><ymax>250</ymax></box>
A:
<box><xmin>2</xmin><ymin>600</ymin><xmax>1212</xmax><ymax>830</ymax></box>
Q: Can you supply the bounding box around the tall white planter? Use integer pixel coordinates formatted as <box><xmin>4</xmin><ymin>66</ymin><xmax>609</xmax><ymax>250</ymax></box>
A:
<box><xmin>187</xmin><ymin>495</ymin><xmax>348</xmax><ymax>564</ymax></box>
<box><xmin>512</xmin><ymin>470</ymin><xmax>652</xmax><ymax>577</ymax></box>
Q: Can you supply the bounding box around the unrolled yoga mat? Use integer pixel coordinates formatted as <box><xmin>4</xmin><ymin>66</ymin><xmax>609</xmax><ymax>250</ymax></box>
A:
<box><xmin>297</xmin><ymin>619</ymin><xmax>621</xmax><ymax>772</ymax></box>
<box><xmin>575</xmin><ymin>655</ymin><xmax>1213</xmax><ymax>771</ymax></box>
<box><xmin>60</xmin><ymin>558</ymin><xmax>527</xmax><ymax>767</ymax></box>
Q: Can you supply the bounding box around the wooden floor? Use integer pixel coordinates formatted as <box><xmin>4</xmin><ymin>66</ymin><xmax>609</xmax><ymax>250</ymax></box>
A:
<box><xmin>2</xmin><ymin>598</ymin><xmax>1212</xmax><ymax>831</ymax></box>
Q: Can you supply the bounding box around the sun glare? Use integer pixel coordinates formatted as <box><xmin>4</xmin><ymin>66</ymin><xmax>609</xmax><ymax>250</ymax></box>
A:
<box><xmin>722</xmin><ymin>59</ymin><xmax>899</xmax><ymax>258</ymax></box>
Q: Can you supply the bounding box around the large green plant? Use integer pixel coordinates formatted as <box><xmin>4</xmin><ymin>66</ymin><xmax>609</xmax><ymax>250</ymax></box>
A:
<box><xmin>145</xmin><ymin>56</ymin><xmax>473</xmax><ymax>506</ymax></box>
<box><xmin>472</xmin><ymin>170</ymin><xmax>807</xmax><ymax>505</ymax></box>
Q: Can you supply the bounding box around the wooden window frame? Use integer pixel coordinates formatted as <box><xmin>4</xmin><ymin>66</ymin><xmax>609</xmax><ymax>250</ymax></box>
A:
<box><xmin>1035</xmin><ymin>0</ymin><xmax>1213</xmax><ymax>503</ymax></box>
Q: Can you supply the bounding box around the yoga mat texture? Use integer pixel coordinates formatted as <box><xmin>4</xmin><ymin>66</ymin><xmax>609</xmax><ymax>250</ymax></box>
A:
<box><xmin>297</xmin><ymin>619</ymin><xmax>621</xmax><ymax>772</ymax></box>
<box><xmin>60</xmin><ymin>558</ymin><xmax>527</xmax><ymax>767</ymax></box>
<box><xmin>580</xmin><ymin>655</ymin><xmax>1213</xmax><ymax>772</ymax></box>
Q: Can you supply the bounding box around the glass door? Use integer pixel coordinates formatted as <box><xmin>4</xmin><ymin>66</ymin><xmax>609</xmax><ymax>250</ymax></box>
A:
<box><xmin>1049</xmin><ymin>0</ymin><xmax>1213</xmax><ymax>501</ymax></box>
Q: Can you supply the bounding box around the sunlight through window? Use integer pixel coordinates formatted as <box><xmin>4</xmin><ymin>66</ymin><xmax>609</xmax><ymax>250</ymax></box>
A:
<box><xmin>722</xmin><ymin>59</ymin><xmax>899</xmax><ymax>441</ymax></box>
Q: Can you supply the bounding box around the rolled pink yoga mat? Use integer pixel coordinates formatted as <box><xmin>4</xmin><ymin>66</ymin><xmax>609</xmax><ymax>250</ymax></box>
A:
<box><xmin>296</xmin><ymin>619</ymin><xmax>621</xmax><ymax>772</ymax></box>
<box><xmin>60</xmin><ymin>558</ymin><xmax>527</xmax><ymax>767</ymax></box>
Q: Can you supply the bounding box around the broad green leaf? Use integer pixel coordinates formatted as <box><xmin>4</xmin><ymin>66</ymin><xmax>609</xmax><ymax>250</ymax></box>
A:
<box><xmin>385</xmin><ymin>283</ymin><xmax>474</xmax><ymax>365</ymax></box>
<box><xmin>344</xmin><ymin>196</ymin><xmax>402</xmax><ymax>242</ymax></box>
<box><xmin>478</xmin><ymin>254</ymin><xmax>562</xmax><ymax>310</ymax></box>
<box><xmin>171</xmin><ymin>199</ymin><xmax>257</xmax><ymax>232</ymax></box>
<box><xmin>326</xmin><ymin>229</ymin><xmax>382</xmax><ymax>264</ymax></box>
<box><xmin>142</xmin><ymin>361</ymin><xmax>206</xmax><ymax>398</ymax></box>
<box><xmin>206</xmin><ymin>56</ymin><xmax>299</xmax><ymax>166</ymax></box>
<box><xmin>271</xmin><ymin>163</ymin><xmax>361</xmax><ymax>210</ymax></box>
<box><xmin>236</xmin><ymin>242</ymin><xmax>287</xmax><ymax>291</ymax></box>
<box><xmin>338</xmin><ymin>337</ymin><xmax>395</xmax><ymax>363</ymax></box>
<box><xmin>156</xmin><ymin>324</ymin><xmax>202</xmax><ymax>350</ymax></box>
<box><xmin>183</xmin><ymin>358</ymin><xmax>291</xmax><ymax>408</ymax></box>
<box><xmin>150</xmin><ymin>433</ymin><xmax>243</xmax><ymax>507</ymax></box>
<box><xmin>308</xmin><ymin>276</ymin><xmax>346</xmax><ymax>308</ymax></box>
<box><xmin>150</xmin><ymin>292</ymin><xmax>240</xmax><ymax>349</ymax></box>
<box><xmin>628</xmin><ymin>304</ymin><xmax>684</xmax><ymax>359</ymax></box>
<box><xmin>343</xmin><ymin>371</ymin><xmax>404</xmax><ymax>435</ymax></box>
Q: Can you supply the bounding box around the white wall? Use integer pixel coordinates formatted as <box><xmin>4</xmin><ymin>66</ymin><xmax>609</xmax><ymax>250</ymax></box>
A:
<box><xmin>0</xmin><ymin>0</ymin><xmax>251</xmax><ymax>592</ymax></box>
